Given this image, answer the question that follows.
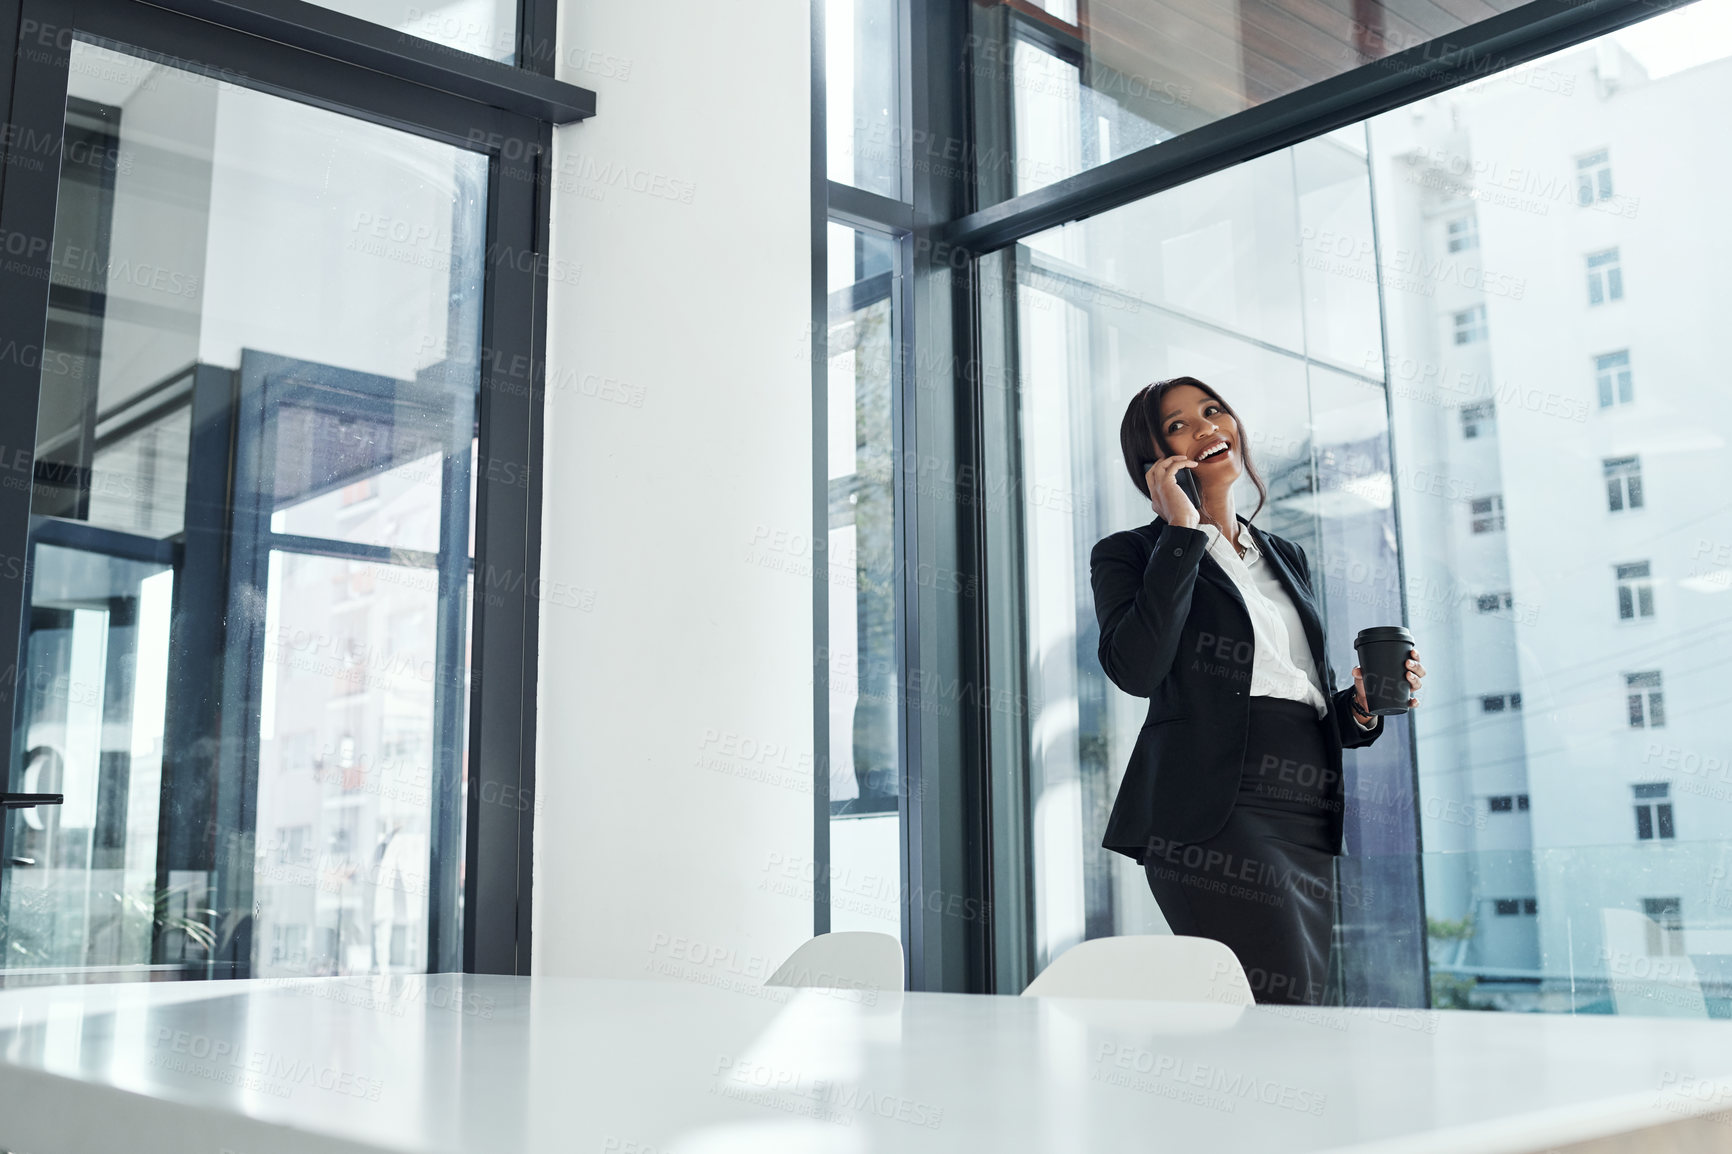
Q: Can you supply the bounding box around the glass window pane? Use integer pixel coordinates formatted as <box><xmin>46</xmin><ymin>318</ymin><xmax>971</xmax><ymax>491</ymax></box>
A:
<box><xmin>985</xmin><ymin>140</ymin><xmax>1410</xmax><ymax>996</ymax></box>
<box><xmin>985</xmin><ymin>1</ymin><xmax>1732</xmax><ymax>1016</ymax></box>
<box><xmin>0</xmin><ymin>40</ymin><xmax>485</xmax><ymax>984</ymax></box>
<box><xmin>3</xmin><ymin>547</ymin><xmax>174</xmax><ymax>971</ymax></box>
<box><xmin>966</xmin><ymin>0</ymin><xmax>1549</xmax><ymax>211</ymax></box>
<box><xmin>827</xmin><ymin>0</ymin><xmax>901</xmax><ymax>198</ymax></box>
<box><xmin>306</xmin><ymin>0</ymin><xmax>517</xmax><ymax>64</ymax></box>
<box><xmin>1375</xmin><ymin>9</ymin><xmax>1732</xmax><ymax>1014</ymax></box>
<box><xmin>257</xmin><ymin>552</ymin><xmax>444</xmax><ymax>974</ymax></box>
<box><xmin>825</xmin><ymin>223</ymin><xmax>902</xmax><ymax>946</ymax></box>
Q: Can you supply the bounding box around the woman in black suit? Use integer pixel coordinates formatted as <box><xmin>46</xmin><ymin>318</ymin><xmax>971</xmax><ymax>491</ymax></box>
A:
<box><xmin>1089</xmin><ymin>376</ymin><xmax>1426</xmax><ymax>1006</ymax></box>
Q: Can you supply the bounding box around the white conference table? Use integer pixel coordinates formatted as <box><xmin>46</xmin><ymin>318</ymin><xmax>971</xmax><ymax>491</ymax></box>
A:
<box><xmin>1</xmin><ymin>973</ymin><xmax>1730</xmax><ymax>1154</ymax></box>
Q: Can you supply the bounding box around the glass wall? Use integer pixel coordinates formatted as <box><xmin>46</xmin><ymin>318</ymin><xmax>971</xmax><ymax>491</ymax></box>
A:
<box><xmin>827</xmin><ymin>0</ymin><xmax>903</xmax><ymax>200</ymax></box>
<box><xmin>308</xmin><ymin>0</ymin><xmax>518</xmax><ymax>64</ymax></box>
<box><xmin>0</xmin><ymin>40</ymin><xmax>485</xmax><ymax>983</ymax></box>
<box><xmin>825</xmin><ymin>223</ymin><xmax>904</xmax><ymax>947</ymax></box>
<box><xmin>986</xmin><ymin>0</ymin><xmax>1732</xmax><ymax>1014</ymax></box>
<box><xmin>982</xmin><ymin>128</ymin><xmax>1420</xmax><ymax>1006</ymax></box>
<box><xmin>962</xmin><ymin>0</ymin><xmax>1530</xmax><ymax>206</ymax></box>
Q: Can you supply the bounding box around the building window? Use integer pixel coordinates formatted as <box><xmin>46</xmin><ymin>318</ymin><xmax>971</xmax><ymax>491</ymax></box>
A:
<box><xmin>1523</xmin><ymin>898</ymin><xmax>1538</xmax><ymax>915</ymax></box>
<box><xmin>1471</xmin><ymin>495</ymin><xmax>1505</xmax><ymax>533</ymax></box>
<box><xmin>1642</xmin><ymin>897</ymin><xmax>1685</xmax><ymax>956</ymax></box>
<box><xmin>1587</xmin><ymin>248</ymin><xmax>1624</xmax><ymax>304</ymax></box>
<box><xmin>1626</xmin><ymin>671</ymin><xmax>1664</xmax><ymax>728</ymax></box>
<box><xmin>1488</xmin><ymin>795</ymin><xmax>1513</xmax><ymax>812</ymax></box>
<box><xmin>275</xmin><ymin>825</ymin><xmax>310</xmax><ymax>866</ymax></box>
<box><xmin>1633</xmin><ymin>783</ymin><xmax>1675</xmax><ymax>841</ymax></box>
<box><xmin>1494</xmin><ymin>898</ymin><xmax>1537</xmax><ymax>916</ymax></box>
<box><xmin>1576</xmin><ymin>148</ymin><xmax>1613</xmax><ymax>205</ymax></box>
<box><xmin>270</xmin><ymin>923</ymin><xmax>307</xmax><ymax>966</ymax></box>
<box><xmin>1517</xmin><ymin>794</ymin><xmax>1530</xmax><ymax>811</ymax></box>
<box><xmin>1476</xmin><ymin>591</ymin><xmax>1513</xmax><ymax>613</ymax></box>
<box><xmin>1603</xmin><ymin>456</ymin><xmax>1643</xmax><ymax>512</ymax></box>
<box><xmin>1452</xmin><ymin>303</ymin><xmax>1488</xmax><ymax>344</ymax></box>
<box><xmin>1447</xmin><ymin>214</ymin><xmax>1479</xmax><ymax>252</ymax></box>
<box><xmin>1460</xmin><ymin>399</ymin><xmax>1495</xmax><ymax>438</ymax></box>
<box><xmin>1481</xmin><ymin>693</ymin><xmax>1522</xmax><ymax>712</ymax></box>
<box><xmin>1616</xmin><ymin>562</ymin><xmax>1654</xmax><ymax>620</ymax></box>
<box><xmin>1595</xmin><ymin>351</ymin><xmax>1633</xmax><ymax>408</ymax></box>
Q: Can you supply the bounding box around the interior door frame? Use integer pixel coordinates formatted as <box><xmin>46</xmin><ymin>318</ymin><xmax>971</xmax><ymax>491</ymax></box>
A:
<box><xmin>215</xmin><ymin>350</ymin><xmax>476</xmax><ymax>978</ymax></box>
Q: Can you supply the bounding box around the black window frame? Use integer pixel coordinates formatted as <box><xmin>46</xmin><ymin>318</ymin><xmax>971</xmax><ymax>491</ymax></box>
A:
<box><xmin>0</xmin><ymin>0</ymin><xmax>595</xmax><ymax>977</ymax></box>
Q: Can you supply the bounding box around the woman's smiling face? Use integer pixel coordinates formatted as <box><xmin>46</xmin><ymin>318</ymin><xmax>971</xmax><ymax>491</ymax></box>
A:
<box><xmin>1157</xmin><ymin>383</ymin><xmax>1243</xmax><ymax>489</ymax></box>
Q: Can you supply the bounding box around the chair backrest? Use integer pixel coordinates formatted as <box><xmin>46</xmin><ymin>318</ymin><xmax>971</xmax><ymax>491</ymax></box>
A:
<box><xmin>1021</xmin><ymin>935</ymin><xmax>1253</xmax><ymax>1004</ymax></box>
<box><xmin>766</xmin><ymin>931</ymin><xmax>905</xmax><ymax>992</ymax></box>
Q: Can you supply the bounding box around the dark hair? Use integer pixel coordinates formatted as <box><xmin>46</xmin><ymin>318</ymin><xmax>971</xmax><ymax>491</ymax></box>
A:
<box><xmin>1118</xmin><ymin>376</ymin><xmax>1268</xmax><ymax>521</ymax></box>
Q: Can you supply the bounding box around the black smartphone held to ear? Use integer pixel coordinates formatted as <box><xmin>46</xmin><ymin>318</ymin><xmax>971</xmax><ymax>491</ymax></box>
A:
<box><xmin>1140</xmin><ymin>458</ymin><xmax>1203</xmax><ymax>511</ymax></box>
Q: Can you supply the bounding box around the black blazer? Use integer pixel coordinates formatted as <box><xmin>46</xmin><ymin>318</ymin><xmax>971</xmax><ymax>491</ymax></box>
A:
<box><xmin>1088</xmin><ymin>513</ymin><xmax>1384</xmax><ymax>862</ymax></box>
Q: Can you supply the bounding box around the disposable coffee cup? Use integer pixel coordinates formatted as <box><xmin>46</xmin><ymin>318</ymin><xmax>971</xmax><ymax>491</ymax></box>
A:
<box><xmin>1354</xmin><ymin>626</ymin><xmax>1415</xmax><ymax>716</ymax></box>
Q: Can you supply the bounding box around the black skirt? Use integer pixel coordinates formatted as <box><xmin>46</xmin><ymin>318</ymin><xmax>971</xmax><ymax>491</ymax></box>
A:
<box><xmin>1141</xmin><ymin>695</ymin><xmax>1342</xmax><ymax>1006</ymax></box>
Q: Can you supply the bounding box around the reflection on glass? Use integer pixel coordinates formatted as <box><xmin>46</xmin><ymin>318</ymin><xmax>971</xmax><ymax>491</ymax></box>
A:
<box><xmin>0</xmin><ymin>40</ymin><xmax>485</xmax><ymax>984</ymax></box>
<box><xmin>827</xmin><ymin>0</ymin><xmax>902</xmax><ymax>199</ymax></box>
<box><xmin>990</xmin><ymin>0</ymin><xmax>1732</xmax><ymax>1014</ymax></box>
<box><xmin>966</xmin><ymin>0</ymin><xmax>1529</xmax><ymax>204</ymax></box>
<box><xmin>307</xmin><ymin>0</ymin><xmax>518</xmax><ymax>64</ymax></box>
<box><xmin>2</xmin><ymin>547</ymin><xmax>173</xmax><ymax>971</ymax></box>
<box><xmin>993</xmin><ymin>127</ymin><xmax>1421</xmax><ymax>1000</ymax></box>
<box><xmin>256</xmin><ymin>553</ymin><xmax>440</xmax><ymax>975</ymax></box>
<box><xmin>1371</xmin><ymin>4</ymin><xmax>1732</xmax><ymax>1012</ymax></box>
<box><xmin>826</xmin><ymin>223</ymin><xmax>902</xmax><ymax>942</ymax></box>
<box><xmin>268</xmin><ymin>403</ymin><xmax>449</xmax><ymax>555</ymax></box>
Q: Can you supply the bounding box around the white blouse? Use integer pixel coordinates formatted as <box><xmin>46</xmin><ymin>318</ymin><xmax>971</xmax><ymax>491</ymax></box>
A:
<box><xmin>1197</xmin><ymin>521</ymin><xmax>1376</xmax><ymax>729</ymax></box>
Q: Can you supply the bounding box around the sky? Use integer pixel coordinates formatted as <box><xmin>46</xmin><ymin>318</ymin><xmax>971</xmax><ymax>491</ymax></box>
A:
<box><xmin>1604</xmin><ymin>0</ymin><xmax>1732</xmax><ymax>78</ymax></box>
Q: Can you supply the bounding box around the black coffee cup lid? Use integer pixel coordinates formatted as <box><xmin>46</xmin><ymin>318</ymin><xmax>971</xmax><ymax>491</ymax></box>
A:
<box><xmin>1355</xmin><ymin>625</ymin><xmax>1414</xmax><ymax>646</ymax></box>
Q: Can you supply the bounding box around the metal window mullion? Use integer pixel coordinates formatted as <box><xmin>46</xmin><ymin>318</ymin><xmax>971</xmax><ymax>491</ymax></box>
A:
<box><xmin>75</xmin><ymin>0</ymin><xmax>562</xmax><ymax>155</ymax></box>
<box><xmin>105</xmin><ymin>0</ymin><xmax>593</xmax><ymax>121</ymax></box>
<box><xmin>261</xmin><ymin>532</ymin><xmax>441</xmax><ymax>570</ymax></box>
<box><xmin>516</xmin><ymin>0</ymin><xmax>558</xmax><ymax>77</ymax></box>
<box><xmin>464</xmin><ymin>121</ymin><xmax>547</xmax><ymax>976</ymax></box>
<box><xmin>810</xmin><ymin>0</ymin><xmax>830</xmax><ymax>940</ymax></box>
<box><xmin>944</xmin><ymin>0</ymin><xmax>1678</xmax><ymax>255</ymax></box>
<box><xmin>0</xmin><ymin>0</ymin><xmax>72</xmax><ymax>796</ymax></box>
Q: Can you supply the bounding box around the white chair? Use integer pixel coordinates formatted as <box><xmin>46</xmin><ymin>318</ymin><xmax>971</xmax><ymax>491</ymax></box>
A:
<box><xmin>766</xmin><ymin>931</ymin><xmax>905</xmax><ymax>992</ymax></box>
<box><xmin>1020</xmin><ymin>935</ymin><xmax>1254</xmax><ymax>1005</ymax></box>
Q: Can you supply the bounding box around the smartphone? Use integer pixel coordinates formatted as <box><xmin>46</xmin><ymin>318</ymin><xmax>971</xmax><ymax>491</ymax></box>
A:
<box><xmin>1140</xmin><ymin>458</ymin><xmax>1203</xmax><ymax>511</ymax></box>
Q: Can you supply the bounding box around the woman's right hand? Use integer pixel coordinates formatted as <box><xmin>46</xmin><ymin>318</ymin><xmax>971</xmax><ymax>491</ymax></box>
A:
<box><xmin>1144</xmin><ymin>457</ymin><xmax>1201</xmax><ymax>529</ymax></box>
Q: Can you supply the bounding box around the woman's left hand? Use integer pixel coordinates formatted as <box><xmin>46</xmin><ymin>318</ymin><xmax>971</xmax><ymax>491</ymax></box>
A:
<box><xmin>1350</xmin><ymin>647</ymin><xmax>1427</xmax><ymax>712</ymax></box>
